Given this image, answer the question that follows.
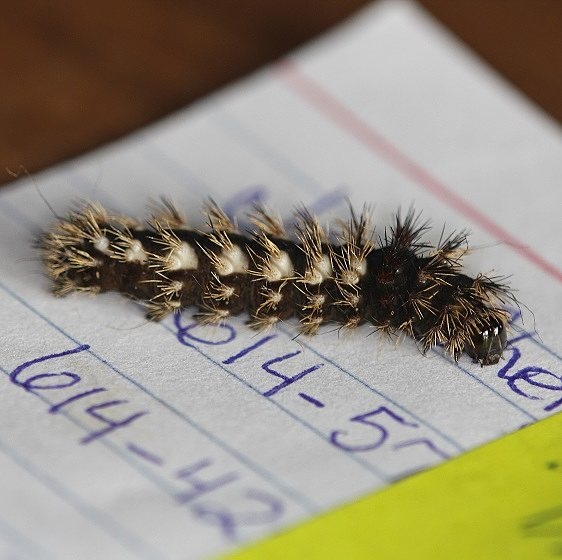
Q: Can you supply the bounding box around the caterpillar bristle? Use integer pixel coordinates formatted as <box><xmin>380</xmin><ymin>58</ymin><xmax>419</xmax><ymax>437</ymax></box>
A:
<box><xmin>148</xmin><ymin>197</ymin><xmax>186</xmax><ymax>229</ymax></box>
<box><xmin>38</xmin><ymin>200</ymin><xmax>516</xmax><ymax>366</ymax></box>
<box><xmin>248</xmin><ymin>312</ymin><xmax>281</xmax><ymax>332</ymax></box>
<box><xmin>203</xmin><ymin>198</ymin><xmax>236</xmax><ymax>233</ymax></box>
<box><xmin>249</xmin><ymin>204</ymin><xmax>286</xmax><ymax>238</ymax></box>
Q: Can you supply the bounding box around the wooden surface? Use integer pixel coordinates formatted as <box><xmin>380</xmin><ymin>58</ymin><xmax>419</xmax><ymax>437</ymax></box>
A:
<box><xmin>1</xmin><ymin>0</ymin><xmax>561</xmax><ymax>187</ymax></box>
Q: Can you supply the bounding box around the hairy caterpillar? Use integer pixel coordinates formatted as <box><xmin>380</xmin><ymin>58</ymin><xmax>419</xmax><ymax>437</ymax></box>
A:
<box><xmin>38</xmin><ymin>199</ymin><xmax>513</xmax><ymax>366</ymax></box>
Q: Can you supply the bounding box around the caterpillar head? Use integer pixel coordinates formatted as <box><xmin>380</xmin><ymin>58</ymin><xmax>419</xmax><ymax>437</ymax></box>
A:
<box><xmin>465</xmin><ymin>319</ymin><xmax>507</xmax><ymax>366</ymax></box>
<box><xmin>408</xmin><ymin>261</ymin><xmax>512</xmax><ymax>366</ymax></box>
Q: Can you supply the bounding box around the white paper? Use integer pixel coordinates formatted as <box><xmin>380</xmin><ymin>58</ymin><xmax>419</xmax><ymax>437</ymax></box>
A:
<box><xmin>1</xmin><ymin>1</ymin><xmax>561</xmax><ymax>558</ymax></box>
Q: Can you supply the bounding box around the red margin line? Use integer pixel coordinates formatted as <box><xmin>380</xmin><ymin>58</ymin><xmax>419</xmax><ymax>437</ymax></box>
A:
<box><xmin>277</xmin><ymin>60</ymin><xmax>562</xmax><ymax>284</ymax></box>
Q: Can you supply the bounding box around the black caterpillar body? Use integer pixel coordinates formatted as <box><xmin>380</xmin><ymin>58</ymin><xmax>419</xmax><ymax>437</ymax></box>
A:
<box><xmin>39</xmin><ymin>200</ymin><xmax>512</xmax><ymax>365</ymax></box>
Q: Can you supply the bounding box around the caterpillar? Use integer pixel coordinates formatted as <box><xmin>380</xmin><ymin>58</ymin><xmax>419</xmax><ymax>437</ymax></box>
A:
<box><xmin>38</xmin><ymin>199</ymin><xmax>513</xmax><ymax>366</ymax></box>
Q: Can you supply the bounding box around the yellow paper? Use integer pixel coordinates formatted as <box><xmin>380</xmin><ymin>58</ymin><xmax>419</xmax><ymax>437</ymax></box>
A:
<box><xmin>228</xmin><ymin>413</ymin><xmax>562</xmax><ymax>560</ymax></box>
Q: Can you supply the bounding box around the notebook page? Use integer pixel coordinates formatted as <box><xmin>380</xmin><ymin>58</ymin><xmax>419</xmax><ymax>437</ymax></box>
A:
<box><xmin>1</xmin><ymin>1</ymin><xmax>561</xmax><ymax>558</ymax></box>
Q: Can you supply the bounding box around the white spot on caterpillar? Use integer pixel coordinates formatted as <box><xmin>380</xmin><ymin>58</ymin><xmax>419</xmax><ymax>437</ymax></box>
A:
<box><xmin>216</xmin><ymin>245</ymin><xmax>248</xmax><ymax>276</ymax></box>
<box><xmin>264</xmin><ymin>251</ymin><xmax>294</xmax><ymax>282</ymax></box>
<box><xmin>124</xmin><ymin>239</ymin><xmax>147</xmax><ymax>263</ymax></box>
<box><xmin>93</xmin><ymin>235</ymin><xmax>110</xmax><ymax>253</ymax></box>
<box><xmin>167</xmin><ymin>242</ymin><xmax>198</xmax><ymax>271</ymax></box>
<box><xmin>304</xmin><ymin>254</ymin><xmax>332</xmax><ymax>285</ymax></box>
<box><xmin>339</xmin><ymin>256</ymin><xmax>367</xmax><ymax>285</ymax></box>
<box><xmin>353</xmin><ymin>257</ymin><xmax>368</xmax><ymax>277</ymax></box>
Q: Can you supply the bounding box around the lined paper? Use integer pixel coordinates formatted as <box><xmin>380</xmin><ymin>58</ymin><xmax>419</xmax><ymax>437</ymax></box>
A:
<box><xmin>1</xmin><ymin>1</ymin><xmax>561</xmax><ymax>558</ymax></box>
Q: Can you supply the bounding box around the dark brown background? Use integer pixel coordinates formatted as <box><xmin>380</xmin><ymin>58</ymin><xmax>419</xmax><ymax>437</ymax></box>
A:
<box><xmin>1</xmin><ymin>0</ymin><xmax>561</xmax><ymax>187</ymax></box>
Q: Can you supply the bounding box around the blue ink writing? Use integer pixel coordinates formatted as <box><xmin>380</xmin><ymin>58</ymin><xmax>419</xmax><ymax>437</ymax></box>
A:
<box><xmin>498</xmin><ymin>332</ymin><xmax>562</xmax><ymax>412</ymax></box>
<box><xmin>175</xmin><ymin>458</ymin><xmax>239</xmax><ymax>504</ymax></box>
<box><xmin>124</xmin><ymin>440</ymin><xmax>286</xmax><ymax>541</ymax></box>
<box><xmin>80</xmin><ymin>400</ymin><xmax>148</xmax><ymax>444</ymax></box>
<box><xmin>393</xmin><ymin>438</ymin><xmax>449</xmax><ymax>459</ymax></box>
<box><xmin>261</xmin><ymin>351</ymin><xmax>323</xmax><ymax>397</ymax></box>
<box><xmin>127</xmin><ymin>442</ymin><xmax>164</xmax><ymax>466</ymax></box>
<box><xmin>10</xmin><ymin>344</ymin><xmax>88</xmax><ymax>391</ymax></box>
<box><xmin>330</xmin><ymin>406</ymin><xmax>419</xmax><ymax>453</ymax></box>
<box><xmin>9</xmin><ymin>344</ymin><xmax>148</xmax><ymax>445</ymax></box>
<box><xmin>175</xmin><ymin>314</ymin><xmax>236</xmax><ymax>348</ymax></box>
<box><xmin>49</xmin><ymin>387</ymin><xmax>107</xmax><ymax>413</ymax></box>
<box><xmin>223</xmin><ymin>334</ymin><xmax>277</xmax><ymax>365</ymax></box>
<box><xmin>298</xmin><ymin>393</ymin><xmax>325</xmax><ymax>408</ymax></box>
<box><xmin>191</xmin><ymin>488</ymin><xmax>284</xmax><ymax>541</ymax></box>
